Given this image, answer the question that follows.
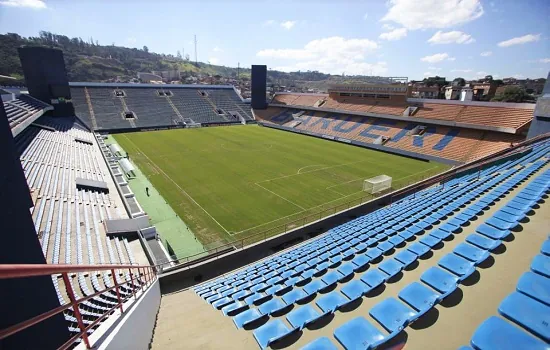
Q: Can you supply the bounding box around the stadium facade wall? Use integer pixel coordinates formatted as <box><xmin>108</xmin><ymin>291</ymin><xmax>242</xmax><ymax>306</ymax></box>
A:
<box><xmin>89</xmin><ymin>280</ymin><xmax>161</xmax><ymax>350</ymax></box>
<box><xmin>258</xmin><ymin>121</ymin><xmax>462</xmax><ymax>165</ymax></box>
<box><xmin>95</xmin><ymin>120</ymin><xmax>244</xmax><ymax>134</ymax></box>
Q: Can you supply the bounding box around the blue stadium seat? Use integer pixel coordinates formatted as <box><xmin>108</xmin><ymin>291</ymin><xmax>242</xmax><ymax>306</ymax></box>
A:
<box><xmin>420</xmin><ymin>267</ymin><xmax>459</xmax><ymax>299</ymax></box>
<box><xmin>286</xmin><ymin>304</ymin><xmax>324</xmax><ymax>330</ymax></box>
<box><xmin>366</xmin><ymin>247</ymin><xmax>383</xmax><ymax>259</ymax></box>
<box><xmin>516</xmin><ymin>272</ymin><xmax>550</xmax><ymax>306</ymax></box>
<box><xmin>222</xmin><ymin>301</ymin><xmax>247</xmax><ymax>316</ymax></box>
<box><xmin>438</xmin><ymin>253</ymin><xmax>476</xmax><ymax>280</ymax></box>
<box><xmin>334</xmin><ymin>317</ymin><xmax>386</xmax><ymax>350</ymax></box>
<box><xmin>498</xmin><ymin>292</ymin><xmax>550</xmax><ymax>341</ymax></box>
<box><xmin>253</xmin><ymin>319</ymin><xmax>296</xmax><ymax>350</ymax></box>
<box><xmin>419</xmin><ymin>234</ymin><xmax>442</xmax><ymax>248</ymax></box>
<box><xmin>470</xmin><ymin>316</ymin><xmax>549</xmax><ymax>350</ymax></box>
<box><xmin>431</xmin><ymin>228</ymin><xmax>452</xmax><ymax>240</ymax></box>
<box><xmin>259</xmin><ymin>298</ymin><xmax>290</xmax><ymax>316</ymax></box>
<box><xmin>337</xmin><ymin>262</ymin><xmax>355</xmax><ymax>280</ymax></box>
<box><xmin>212</xmin><ymin>296</ymin><xmax>233</xmax><ymax>309</ymax></box>
<box><xmin>398</xmin><ymin>282</ymin><xmax>439</xmax><ymax>320</ymax></box>
<box><xmin>466</xmin><ymin>234</ymin><xmax>501</xmax><ymax>251</ymax></box>
<box><xmin>320</xmin><ymin>271</ymin><xmax>343</xmax><ymax>291</ymax></box>
<box><xmin>282</xmin><ymin>288</ymin><xmax>310</xmax><ymax>305</ymax></box>
<box><xmin>361</xmin><ymin>269</ymin><xmax>386</xmax><ymax>288</ymax></box>
<box><xmin>486</xmin><ymin>217</ymin><xmax>518</xmax><ymax>231</ymax></box>
<box><xmin>316</xmin><ymin>291</ymin><xmax>350</xmax><ymax>313</ymax></box>
<box><xmin>300</xmin><ymin>337</ymin><xmax>338</xmax><ymax>350</ymax></box>
<box><xmin>233</xmin><ymin>308</ymin><xmax>266</xmax><ymax>329</ymax></box>
<box><xmin>303</xmin><ymin>279</ymin><xmax>326</xmax><ymax>295</ymax></box>
<box><xmin>531</xmin><ymin>254</ymin><xmax>550</xmax><ymax>278</ymax></box>
<box><xmin>378</xmin><ymin>258</ymin><xmax>404</xmax><ymax>279</ymax></box>
<box><xmin>453</xmin><ymin>243</ymin><xmax>490</xmax><ymax>264</ymax></box>
<box><xmin>394</xmin><ymin>250</ymin><xmax>418</xmax><ymax>267</ymax></box>
<box><xmin>244</xmin><ymin>292</ymin><xmax>270</xmax><ymax>306</ymax></box>
<box><xmin>341</xmin><ymin>280</ymin><xmax>369</xmax><ymax>302</ymax></box>
<box><xmin>370</xmin><ymin>297</ymin><xmax>416</xmax><ymax>331</ymax></box>
<box><xmin>351</xmin><ymin>254</ymin><xmax>370</xmax><ymax>270</ymax></box>
<box><xmin>541</xmin><ymin>240</ymin><xmax>550</xmax><ymax>256</ymax></box>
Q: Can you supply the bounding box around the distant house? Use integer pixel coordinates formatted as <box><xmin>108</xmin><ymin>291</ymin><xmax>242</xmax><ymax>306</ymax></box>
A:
<box><xmin>411</xmin><ymin>85</ymin><xmax>440</xmax><ymax>99</ymax></box>
<box><xmin>444</xmin><ymin>86</ymin><xmax>461</xmax><ymax>100</ymax></box>
<box><xmin>471</xmin><ymin>82</ymin><xmax>498</xmax><ymax>101</ymax></box>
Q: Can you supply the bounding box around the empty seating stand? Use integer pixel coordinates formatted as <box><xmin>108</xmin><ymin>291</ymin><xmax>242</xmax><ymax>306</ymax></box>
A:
<box><xmin>13</xmin><ymin>114</ymin><xmax>146</xmax><ymax>341</ymax></box>
<box><xmin>69</xmin><ymin>84</ymin><xmax>252</xmax><ymax>130</ymax></box>
<box><xmin>4</xmin><ymin>94</ymin><xmax>53</xmax><ymax>133</ymax></box>
<box><xmin>191</xmin><ymin>140</ymin><xmax>550</xmax><ymax>349</ymax></box>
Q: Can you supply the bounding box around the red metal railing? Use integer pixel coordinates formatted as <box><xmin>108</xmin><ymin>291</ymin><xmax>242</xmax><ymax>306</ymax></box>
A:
<box><xmin>0</xmin><ymin>263</ymin><xmax>156</xmax><ymax>349</ymax></box>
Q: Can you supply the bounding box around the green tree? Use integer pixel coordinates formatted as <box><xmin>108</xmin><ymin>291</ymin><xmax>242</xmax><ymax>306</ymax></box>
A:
<box><xmin>491</xmin><ymin>86</ymin><xmax>528</xmax><ymax>102</ymax></box>
<box><xmin>453</xmin><ymin>77</ymin><xmax>466</xmax><ymax>87</ymax></box>
<box><xmin>143</xmin><ymin>45</ymin><xmax>149</xmax><ymax>53</ymax></box>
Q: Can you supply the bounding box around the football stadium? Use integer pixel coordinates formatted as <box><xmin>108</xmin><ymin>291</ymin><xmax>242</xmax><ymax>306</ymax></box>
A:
<box><xmin>2</xmin><ymin>42</ymin><xmax>550</xmax><ymax>350</ymax></box>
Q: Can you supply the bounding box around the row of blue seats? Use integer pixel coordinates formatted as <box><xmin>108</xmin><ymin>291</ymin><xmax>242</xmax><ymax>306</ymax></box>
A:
<box><xmin>460</xmin><ymin>174</ymin><xmax>550</xmax><ymax>350</ymax></box>
<box><xmin>252</xmin><ymin>164</ymin><xmax>550</xmax><ymax>349</ymax></box>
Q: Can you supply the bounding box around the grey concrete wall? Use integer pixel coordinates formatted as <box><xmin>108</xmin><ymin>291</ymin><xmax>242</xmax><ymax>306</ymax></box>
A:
<box><xmin>95</xmin><ymin>280</ymin><xmax>161</xmax><ymax>350</ymax></box>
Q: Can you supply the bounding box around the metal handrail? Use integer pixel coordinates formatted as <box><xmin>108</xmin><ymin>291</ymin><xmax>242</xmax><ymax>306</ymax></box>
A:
<box><xmin>0</xmin><ymin>263</ymin><xmax>157</xmax><ymax>349</ymax></box>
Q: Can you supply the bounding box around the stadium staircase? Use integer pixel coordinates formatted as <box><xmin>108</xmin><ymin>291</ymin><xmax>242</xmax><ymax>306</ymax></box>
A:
<box><xmin>83</xmin><ymin>87</ymin><xmax>98</xmax><ymax>130</ymax></box>
<box><xmin>166</xmin><ymin>96</ymin><xmax>187</xmax><ymax>125</ymax></box>
<box><xmin>157</xmin><ymin>138</ymin><xmax>550</xmax><ymax>349</ymax></box>
<box><xmin>117</xmin><ymin>95</ymin><xmax>136</xmax><ymax>128</ymax></box>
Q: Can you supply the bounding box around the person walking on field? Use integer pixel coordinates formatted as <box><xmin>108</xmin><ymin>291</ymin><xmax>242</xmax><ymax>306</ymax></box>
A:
<box><xmin>146</xmin><ymin>187</ymin><xmax>149</xmax><ymax>197</ymax></box>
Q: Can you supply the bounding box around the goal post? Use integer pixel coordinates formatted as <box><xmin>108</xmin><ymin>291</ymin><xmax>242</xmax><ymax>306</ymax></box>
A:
<box><xmin>363</xmin><ymin>175</ymin><xmax>392</xmax><ymax>194</ymax></box>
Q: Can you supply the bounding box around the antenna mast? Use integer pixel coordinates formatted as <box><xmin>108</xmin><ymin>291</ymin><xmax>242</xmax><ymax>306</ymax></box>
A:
<box><xmin>194</xmin><ymin>35</ymin><xmax>198</xmax><ymax>66</ymax></box>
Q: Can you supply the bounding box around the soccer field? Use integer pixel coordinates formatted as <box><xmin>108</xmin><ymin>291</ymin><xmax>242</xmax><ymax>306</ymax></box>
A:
<box><xmin>115</xmin><ymin>125</ymin><xmax>448</xmax><ymax>257</ymax></box>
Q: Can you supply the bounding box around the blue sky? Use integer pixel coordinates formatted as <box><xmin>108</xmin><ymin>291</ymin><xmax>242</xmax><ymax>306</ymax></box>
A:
<box><xmin>1</xmin><ymin>0</ymin><xmax>548</xmax><ymax>80</ymax></box>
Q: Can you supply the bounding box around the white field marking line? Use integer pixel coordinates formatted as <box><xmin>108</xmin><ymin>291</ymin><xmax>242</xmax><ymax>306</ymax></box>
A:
<box><xmin>120</xmin><ymin>135</ymin><xmax>231</xmax><ymax>235</ymax></box>
<box><xmin>235</xmin><ymin>165</ymin><xmax>444</xmax><ymax>235</ymax></box>
<box><xmin>297</xmin><ymin>164</ymin><xmax>324</xmax><ymax>174</ymax></box>
<box><xmin>326</xmin><ymin>178</ymin><xmax>362</xmax><ymax>191</ymax></box>
<box><xmin>325</xmin><ymin>164</ymin><xmax>441</xmax><ymax>191</ymax></box>
<box><xmin>233</xmin><ymin>188</ymin><xmax>367</xmax><ymax>235</ymax></box>
<box><xmin>238</xmin><ymin>159</ymin><xmax>376</xmax><ymax>235</ymax></box>
<box><xmin>256</xmin><ymin>159</ymin><xmax>369</xmax><ymax>185</ymax></box>
<box><xmin>255</xmin><ymin>182</ymin><xmax>306</xmax><ymax>211</ymax></box>
<box><xmin>326</xmin><ymin>186</ymin><xmax>346</xmax><ymax>196</ymax></box>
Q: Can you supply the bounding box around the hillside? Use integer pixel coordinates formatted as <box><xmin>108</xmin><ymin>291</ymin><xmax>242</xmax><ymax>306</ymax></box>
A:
<box><xmin>0</xmin><ymin>31</ymin><xmax>387</xmax><ymax>90</ymax></box>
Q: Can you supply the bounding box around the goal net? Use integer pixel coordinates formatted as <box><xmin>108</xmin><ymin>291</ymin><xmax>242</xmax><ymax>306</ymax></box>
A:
<box><xmin>363</xmin><ymin>175</ymin><xmax>392</xmax><ymax>194</ymax></box>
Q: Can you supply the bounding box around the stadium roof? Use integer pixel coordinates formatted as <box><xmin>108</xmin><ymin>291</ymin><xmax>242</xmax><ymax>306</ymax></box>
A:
<box><xmin>69</xmin><ymin>82</ymin><xmax>235</xmax><ymax>89</ymax></box>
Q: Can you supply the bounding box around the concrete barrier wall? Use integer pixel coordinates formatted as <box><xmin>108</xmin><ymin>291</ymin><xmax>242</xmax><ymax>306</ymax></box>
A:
<box><xmin>95</xmin><ymin>280</ymin><xmax>161</xmax><ymax>350</ymax></box>
<box><xmin>159</xmin><ymin>194</ymin><xmax>396</xmax><ymax>293</ymax></box>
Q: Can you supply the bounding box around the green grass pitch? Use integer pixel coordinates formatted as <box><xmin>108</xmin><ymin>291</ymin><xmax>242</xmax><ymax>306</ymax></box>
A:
<box><xmin>115</xmin><ymin>125</ymin><xmax>448</xmax><ymax>256</ymax></box>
